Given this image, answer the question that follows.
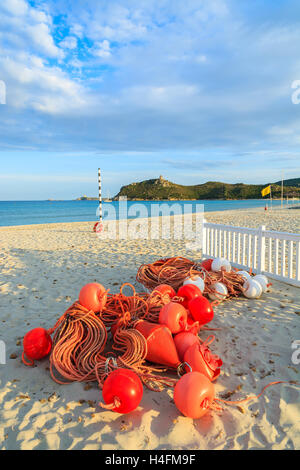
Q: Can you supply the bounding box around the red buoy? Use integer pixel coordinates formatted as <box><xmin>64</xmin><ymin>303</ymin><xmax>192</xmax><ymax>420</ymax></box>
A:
<box><xmin>177</xmin><ymin>284</ymin><xmax>202</xmax><ymax>309</ymax></box>
<box><xmin>159</xmin><ymin>302</ymin><xmax>188</xmax><ymax>334</ymax></box>
<box><xmin>174</xmin><ymin>371</ymin><xmax>215</xmax><ymax>419</ymax></box>
<box><xmin>188</xmin><ymin>296</ymin><xmax>214</xmax><ymax>326</ymax></box>
<box><xmin>186</xmin><ymin>314</ymin><xmax>201</xmax><ymax>334</ymax></box>
<box><xmin>101</xmin><ymin>369</ymin><xmax>143</xmax><ymax>414</ymax></box>
<box><xmin>135</xmin><ymin>320</ymin><xmax>180</xmax><ymax>369</ymax></box>
<box><xmin>174</xmin><ymin>331</ymin><xmax>200</xmax><ymax>362</ymax></box>
<box><xmin>200</xmin><ymin>259</ymin><xmax>213</xmax><ymax>271</ymax></box>
<box><xmin>79</xmin><ymin>282</ymin><xmax>107</xmax><ymax>313</ymax></box>
<box><xmin>184</xmin><ymin>342</ymin><xmax>222</xmax><ymax>381</ymax></box>
<box><xmin>23</xmin><ymin>328</ymin><xmax>52</xmax><ymax>365</ymax></box>
<box><xmin>93</xmin><ymin>222</ymin><xmax>103</xmax><ymax>233</ymax></box>
<box><xmin>110</xmin><ymin>322</ymin><xmax>118</xmax><ymax>338</ymax></box>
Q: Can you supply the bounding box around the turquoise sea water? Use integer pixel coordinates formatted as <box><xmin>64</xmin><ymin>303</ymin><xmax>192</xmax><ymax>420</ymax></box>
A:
<box><xmin>0</xmin><ymin>199</ymin><xmax>288</xmax><ymax>227</ymax></box>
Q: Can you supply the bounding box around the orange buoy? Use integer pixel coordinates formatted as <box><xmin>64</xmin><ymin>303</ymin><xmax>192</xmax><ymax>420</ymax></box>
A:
<box><xmin>79</xmin><ymin>282</ymin><xmax>107</xmax><ymax>313</ymax></box>
<box><xmin>135</xmin><ymin>320</ymin><xmax>180</xmax><ymax>369</ymax></box>
<box><xmin>184</xmin><ymin>341</ymin><xmax>222</xmax><ymax>381</ymax></box>
<box><xmin>152</xmin><ymin>284</ymin><xmax>176</xmax><ymax>298</ymax></box>
<box><xmin>159</xmin><ymin>302</ymin><xmax>188</xmax><ymax>334</ymax></box>
<box><xmin>174</xmin><ymin>331</ymin><xmax>200</xmax><ymax>362</ymax></box>
<box><xmin>174</xmin><ymin>371</ymin><xmax>215</xmax><ymax>419</ymax></box>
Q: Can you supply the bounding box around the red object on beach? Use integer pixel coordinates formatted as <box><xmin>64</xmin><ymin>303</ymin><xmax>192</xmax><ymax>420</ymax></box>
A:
<box><xmin>184</xmin><ymin>342</ymin><xmax>222</xmax><ymax>381</ymax></box>
<box><xmin>23</xmin><ymin>328</ymin><xmax>52</xmax><ymax>364</ymax></box>
<box><xmin>186</xmin><ymin>314</ymin><xmax>201</xmax><ymax>334</ymax></box>
<box><xmin>152</xmin><ymin>284</ymin><xmax>176</xmax><ymax>298</ymax></box>
<box><xmin>174</xmin><ymin>371</ymin><xmax>215</xmax><ymax>419</ymax></box>
<box><xmin>79</xmin><ymin>282</ymin><xmax>107</xmax><ymax>313</ymax></box>
<box><xmin>110</xmin><ymin>322</ymin><xmax>118</xmax><ymax>338</ymax></box>
<box><xmin>135</xmin><ymin>320</ymin><xmax>180</xmax><ymax>368</ymax></box>
<box><xmin>101</xmin><ymin>369</ymin><xmax>143</xmax><ymax>414</ymax></box>
<box><xmin>188</xmin><ymin>296</ymin><xmax>214</xmax><ymax>326</ymax></box>
<box><xmin>177</xmin><ymin>284</ymin><xmax>202</xmax><ymax>309</ymax></box>
<box><xmin>200</xmin><ymin>258</ymin><xmax>213</xmax><ymax>271</ymax></box>
<box><xmin>93</xmin><ymin>222</ymin><xmax>103</xmax><ymax>233</ymax></box>
<box><xmin>174</xmin><ymin>331</ymin><xmax>200</xmax><ymax>362</ymax></box>
<box><xmin>159</xmin><ymin>302</ymin><xmax>188</xmax><ymax>334</ymax></box>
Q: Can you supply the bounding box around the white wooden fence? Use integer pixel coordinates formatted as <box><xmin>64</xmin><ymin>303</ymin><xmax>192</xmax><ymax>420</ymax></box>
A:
<box><xmin>202</xmin><ymin>221</ymin><xmax>300</xmax><ymax>287</ymax></box>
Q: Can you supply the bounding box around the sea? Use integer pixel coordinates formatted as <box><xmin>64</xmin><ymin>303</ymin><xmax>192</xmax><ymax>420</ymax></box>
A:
<box><xmin>0</xmin><ymin>199</ymin><xmax>290</xmax><ymax>227</ymax></box>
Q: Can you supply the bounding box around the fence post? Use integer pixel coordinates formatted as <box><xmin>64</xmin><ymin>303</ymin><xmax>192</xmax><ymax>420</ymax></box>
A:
<box><xmin>202</xmin><ymin>219</ymin><xmax>207</xmax><ymax>257</ymax></box>
<box><xmin>296</xmin><ymin>241</ymin><xmax>300</xmax><ymax>282</ymax></box>
<box><xmin>257</xmin><ymin>225</ymin><xmax>266</xmax><ymax>273</ymax></box>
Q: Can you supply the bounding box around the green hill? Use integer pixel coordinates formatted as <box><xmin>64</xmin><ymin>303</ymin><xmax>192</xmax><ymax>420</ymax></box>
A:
<box><xmin>274</xmin><ymin>177</ymin><xmax>300</xmax><ymax>187</ymax></box>
<box><xmin>113</xmin><ymin>176</ymin><xmax>300</xmax><ymax>200</ymax></box>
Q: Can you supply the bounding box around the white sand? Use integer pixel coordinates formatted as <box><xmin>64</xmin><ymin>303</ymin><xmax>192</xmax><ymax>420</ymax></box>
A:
<box><xmin>0</xmin><ymin>207</ymin><xmax>299</xmax><ymax>450</ymax></box>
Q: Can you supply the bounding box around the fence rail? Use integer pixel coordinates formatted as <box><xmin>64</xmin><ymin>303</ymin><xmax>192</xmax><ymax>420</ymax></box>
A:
<box><xmin>202</xmin><ymin>220</ymin><xmax>300</xmax><ymax>287</ymax></box>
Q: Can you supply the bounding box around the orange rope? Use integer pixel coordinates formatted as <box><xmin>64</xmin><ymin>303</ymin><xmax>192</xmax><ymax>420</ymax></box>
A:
<box><xmin>47</xmin><ymin>287</ymin><xmax>177</xmax><ymax>391</ymax></box>
<box><xmin>49</xmin><ymin>302</ymin><xmax>107</xmax><ymax>384</ymax></box>
<box><xmin>100</xmin><ymin>283</ymin><xmax>148</xmax><ymax>327</ymax></box>
<box><xmin>136</xmin><ymin>257</ymin><xmax>200</xmax><ymax>291</ymax></box>
<box><xmin>21</xmin><ymin>352</ymin><xmax>34</xmax><ymax>367</ymax></box>
<box><xmin>215</xmin><ymin>381</ymin><xmax>300</xmax><ymax>407</ymax></box>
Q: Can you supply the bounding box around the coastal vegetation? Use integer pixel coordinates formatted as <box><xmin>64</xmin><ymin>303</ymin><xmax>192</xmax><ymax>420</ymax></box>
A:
<box><xmin>111</xmin><ymin>176</ymin><xmax>300</xmax><ymax>201</ymax></box>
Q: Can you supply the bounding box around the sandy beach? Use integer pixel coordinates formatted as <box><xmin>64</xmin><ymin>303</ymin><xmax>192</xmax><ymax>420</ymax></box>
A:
<box><xmin>0</xmin><ymin>207</ymin><xmax>299</xmax><ymax>450</ymax></box>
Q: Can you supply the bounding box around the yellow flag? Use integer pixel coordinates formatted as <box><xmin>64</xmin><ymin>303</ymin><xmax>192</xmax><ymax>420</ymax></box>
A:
<box><xmin>261</xmin><ymin>185</ymin><xmax>271</xmax><ymax>197</ymax></box>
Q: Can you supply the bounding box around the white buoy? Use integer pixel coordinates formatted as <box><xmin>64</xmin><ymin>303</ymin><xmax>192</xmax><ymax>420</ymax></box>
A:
<box><xmin>243</xmin><ymin>279</ymin><xmax>263</xmax><ymax>299</ymax></box>
<box><xmin>254</xmin><ymin>274</ymin><xmax>269</xmax><ymax>293</ymax></box>
<box><xmin>236</xmin><ymin>270</ymin><xmax>251</xmax><ymax>281</ymax></box>
<box><xmin>183</xmin><ymin>275</ymin><xmax>205</xmax><ymax>293</ymax></box>
<box><xmin>223</xmin><ymin>259</ymin><xmax>232</xmax><ymax>272</ymax></box>
<box><xmin>208</xmin><ymin>282</ymin><xmax>228</xmax><ymax>301</ymax></box>
<box><xmin>211</xmin><ymin>257</ymin><xmax>231</xmax><ymax>272</ymax></box>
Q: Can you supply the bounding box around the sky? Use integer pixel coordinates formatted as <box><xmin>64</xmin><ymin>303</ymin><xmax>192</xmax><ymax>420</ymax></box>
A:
<box><xmin>0</xmin><ymin>0</ymin><xmax>300</xmax><ymax>200</ymax></box>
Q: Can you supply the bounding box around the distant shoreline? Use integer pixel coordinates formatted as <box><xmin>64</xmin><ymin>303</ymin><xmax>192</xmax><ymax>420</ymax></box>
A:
<box><xmin>76</xmin><ymin>197</ymin><xmax>295</xmax><ymax>201</ymax></box>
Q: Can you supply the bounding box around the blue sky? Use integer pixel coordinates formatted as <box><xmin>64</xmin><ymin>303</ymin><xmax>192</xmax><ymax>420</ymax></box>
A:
<box><xmin>0</xmin><ymin>0</ymin><xmax>300</xmax><ymax>200</ymax></box>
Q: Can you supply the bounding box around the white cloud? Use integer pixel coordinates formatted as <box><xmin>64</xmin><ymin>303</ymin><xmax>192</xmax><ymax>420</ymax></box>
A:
<box><xmin>25</xmin><ymin>22</ymin><xmax>63</xmax><ymax>58</ymax></box>
<box><xmin>1</xmin><ymin>0</ymin><xmax>28</xmax><ymax>16</ymax></box>
<box><xmin>1</xmin><ymin>0</ymin><xmax>300</xmax><ymax>160</ymax></box>
<box><xmin>93</xmin><ymin>40</ymin><xmax>111</xmax><ymax>58</ymax></box>
<box><xmin>70</xmin><ymin>23</ymin><xmax>84</xmax><ymax>39</ymax></box>
<box><xmin>0</xmin><ymin>1</ymin><xmax>63</xmax><ymax>59</ymax></box>
<box><xmin>1</xmin><ymin>53</ymin><xmax>89</xmax><ymax>114</ymax></box>
<box><xmin>60</xmin><ymin>36</ymin><xmax>77</xmax><ymax>50</ymax></box>
<box><xmin>120</xmin><ymin>84</ymin><xmax>199</xmax><ymax>111</ymax></box>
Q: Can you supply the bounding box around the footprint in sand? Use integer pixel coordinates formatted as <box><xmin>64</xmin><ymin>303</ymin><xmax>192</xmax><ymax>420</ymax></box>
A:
<box><xmin>0</xmin><ymin>284</ymin><xmax>10</xmax><ymax>293</ymax></box>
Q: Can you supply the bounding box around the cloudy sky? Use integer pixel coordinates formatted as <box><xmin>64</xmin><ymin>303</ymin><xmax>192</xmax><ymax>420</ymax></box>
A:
<box><xmin>0</xmin><ymin>0</ymin><xmax>300</xmax><ymax>199</ymax></box>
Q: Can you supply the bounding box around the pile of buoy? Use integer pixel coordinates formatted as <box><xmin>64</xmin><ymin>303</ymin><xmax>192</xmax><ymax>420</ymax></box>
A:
<box><xmin>137</xmin><ymin>256</ymin><xmax>272</xmax><ymax>302</ymax></box>
<box><xmin>20</xmin><ymin>256</ymin><xmax>297</xmax><ymax>420</ymax></box>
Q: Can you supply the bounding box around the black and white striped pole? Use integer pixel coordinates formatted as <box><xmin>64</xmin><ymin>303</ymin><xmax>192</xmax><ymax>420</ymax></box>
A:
<box><xmin>93</xmin><ymin>168</ymin><xmax>103</xmax><ymax>233</ymax></box>
<box><xmin>98</xmin><ymin>167</ymin><xmax>102</xmax><ymax>223</ymax></box>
